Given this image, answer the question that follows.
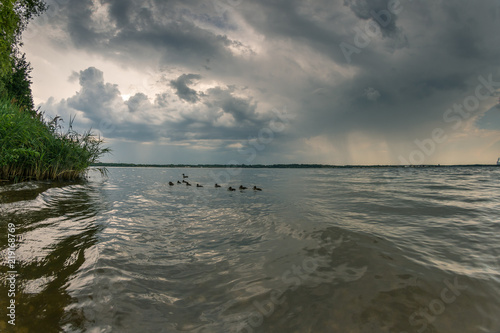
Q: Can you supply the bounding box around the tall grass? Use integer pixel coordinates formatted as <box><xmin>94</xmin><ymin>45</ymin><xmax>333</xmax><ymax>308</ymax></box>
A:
<box><xmin>0</xmin><ymin>98</ymin><xmax>110</xmax><ymax>182</ymax></box>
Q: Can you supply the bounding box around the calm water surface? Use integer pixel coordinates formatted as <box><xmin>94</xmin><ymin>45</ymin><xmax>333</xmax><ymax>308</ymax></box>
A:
<box><xmin>1</xmin><ymin>167</ymin><xmax>500</xmax><ymax>332</ymax></box>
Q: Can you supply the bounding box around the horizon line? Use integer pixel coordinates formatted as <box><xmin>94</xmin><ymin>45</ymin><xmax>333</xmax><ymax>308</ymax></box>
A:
<box><xmin>92</xmin><ymin>162</ymin><xmax>500</xmax><ymax>168</ymax></box>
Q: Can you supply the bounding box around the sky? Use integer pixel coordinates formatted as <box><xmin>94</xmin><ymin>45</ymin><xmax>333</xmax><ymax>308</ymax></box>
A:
<box><xmin>21</xmin><ymin>0</ymin><xmax>500</xmax><ymax>165</ymax></box>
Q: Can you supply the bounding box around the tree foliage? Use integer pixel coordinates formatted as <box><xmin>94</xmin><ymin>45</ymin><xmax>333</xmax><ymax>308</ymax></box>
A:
<box><xmin>0</xmin><ymin>0</ymin><xmax>46</xmax><ymax>108</ymax></box>
<box><xmin>5</xmin><ymin>53</ymin><xmax>35</xmax><ymax>110</ymax></box>
<box><xmin>0</xmin><ymin>1</ymin><xmax>19</xmax><ymax>83</ymax></box>
<box><xmin>0</xmin><ymin>0</ymin><xmax>47</xmax><ymax>49</ymax></box>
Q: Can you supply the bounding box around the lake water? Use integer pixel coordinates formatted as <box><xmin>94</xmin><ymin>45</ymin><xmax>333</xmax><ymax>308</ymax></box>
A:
<box><xmin>1</xmin><ymin>167</ymin><xmax>500</xmax><ymax>332</ymax></box>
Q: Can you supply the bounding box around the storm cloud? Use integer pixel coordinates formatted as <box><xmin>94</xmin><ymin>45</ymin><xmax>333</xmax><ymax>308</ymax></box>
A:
<box><xmin>170</xmin><ymin>74</ymin><xmax>202</xmax><ymax>103</ymax></box>
<box><xmin>41</xmin><ymin>66</ymin><xmax>278</xmax><ymax>146</ymax></box>
<box><xmin>26</xmin><ymin>0</ymin><xmax>500</xmax><ymax>164</ymax></box>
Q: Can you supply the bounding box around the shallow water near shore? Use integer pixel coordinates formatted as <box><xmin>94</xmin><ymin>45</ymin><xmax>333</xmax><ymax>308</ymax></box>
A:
<box><xmin>1</xmin><ymin>166</ymin><xmax>500</xmax><ymax>332</ymax></box>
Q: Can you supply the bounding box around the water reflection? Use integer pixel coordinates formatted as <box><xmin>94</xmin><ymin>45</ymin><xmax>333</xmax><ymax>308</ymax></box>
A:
<box><xmin>237</xmin><ymin>226</ymin><xmax>500</xmax><ymax>333</ymax></box>
<box><xmin>0</xmin><ymin>181</ymin><xmax>104</xmax><ymax>332</ymax></box>
<box><xmin>1</xmin><ymin>167</ymin><xmax>500</xmax><ymax>332</ymax></box>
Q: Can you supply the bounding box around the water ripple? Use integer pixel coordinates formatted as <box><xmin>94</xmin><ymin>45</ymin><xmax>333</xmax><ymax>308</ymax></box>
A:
<box><xmin>1</xmin><ymin>167</ymin><xmax>500</xmax><ymax>332</ymax></box>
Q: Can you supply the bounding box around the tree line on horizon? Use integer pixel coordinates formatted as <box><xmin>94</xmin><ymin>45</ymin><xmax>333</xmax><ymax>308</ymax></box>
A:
<box><xmin>91</xmin><ymin>162</ymin><xmax>497</xmax><ymax>168</ymax></box>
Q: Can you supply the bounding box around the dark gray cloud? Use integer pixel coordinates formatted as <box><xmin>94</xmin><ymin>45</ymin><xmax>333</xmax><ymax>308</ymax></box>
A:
<box><xmin>204</xmin><ymin>86</ymin><xmax>261</xmax><ymax>125</ymax></box>
<box><xmin>344</xmin><ymin>0</ymin><xmax>400</xmax><ymax>34</ymax></box>
<box><xmin>31</xmin><ymin>0</ymin><xmax>500</xmax><ymax>163</ymax></box>
<box><xmin>47</xmin><ymin>0</ymin><xmax>238</xmax><ymax>68</ymax></box>
<box><xmin>170</xmin><ymin>74</ymin><xmax>202</xmax><ymax>103</ymax></box>
<box><xmin>126</xmin><ymin>93</ymin><xmax>151</xmax><ymax>112</ymax></box>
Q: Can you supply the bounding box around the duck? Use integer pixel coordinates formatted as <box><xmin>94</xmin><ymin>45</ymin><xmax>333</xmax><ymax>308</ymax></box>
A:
<box><xmin>215</xmin><ymin>183</ymin><xmax>221</xmax><ymax>188</ymax></box>
<box><xmin>253</xmin><ymin>186</ymin><xmax>262</xmax><ymax>191</ymax></box>
<box><xmin>239</xmin><ymin>185</ymin><xmax>247</xmax><ymax>190</ymax></box>
<box><xmin>186</xmin><ymin>182</ymin><xmax>192</xmax><ymax>186</ymax></box>
<box><xmin>182</xmin><ymin>173</ymin><xmax>188</xmax><ymax>178</ymax></box>
<box><xmin>182</xmin><ymin>179</ymin><xmax>187</xmax><ymax>183</ymax></box>
<box><xmin>228</xmin><ymin>186</ymin><xmax>236</xmax><ymax>191</ymax></box>
<box><xmin>168</xmin><ymin>181</ymin><xmax>174</xmax><ymax>186</ymax></box>
<box><xmin>177</xmin><ymin>181</ymin><xmax>182</xmax><ymax>184</ymax></box>
<box><xmin>196</xmin><ymin>184</ymin><xmax>203</xmax><ymax>187</ymax></box>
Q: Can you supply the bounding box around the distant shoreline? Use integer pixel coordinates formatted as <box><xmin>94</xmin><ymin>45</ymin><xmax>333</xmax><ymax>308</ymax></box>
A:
<box><xmin>91</xmin><ymin>162</ymin><xmax>500</xmax><ymax>169</ymax></box>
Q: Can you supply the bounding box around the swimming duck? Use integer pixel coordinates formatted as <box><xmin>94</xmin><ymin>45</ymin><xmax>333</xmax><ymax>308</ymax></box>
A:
<box><xmin>197</xmin><ymin>184</ymin><xmax>203</xmax><ymax>187</ymax></box>
<box><xmin>182</xmin><ymin>179</ymin><xmax>187</xmax><ymax>183</ymax></box>
<box><xmin>182</xmin><ymin>173</ymin><xmax>188</xmax><ymax>178</ymax></box>
<box><xmin>168</xmin><ymin>181</ymin><xmax>174</xmax><ymax>186</ymax></box>
<box><xmin>215</xmin><ymin>183</ymin><xmax>221</xmax><ymax>188</ymax></box>
<box><xmin>253</xmin><ymin>186</ymin><xmax>262</xmax><ymax>191</ymax></box>
<box><xmin>186</xmin><ymin>182</ymin><xmax>192</xmax><ymax>186</ymax></box>
<box><xmin>177</xmin><ymin>181</ymin><xmax>182</xmax><ymax>184</ymax></box>
<box><xmin>228</xmin><ymin>186</ymin><xmax>236</xmax><ymax>191</ymax></box>
<box><xmin>239</xmin><ymin>185</ymin><xmax>247</xmax><ymax>190</ymax></box>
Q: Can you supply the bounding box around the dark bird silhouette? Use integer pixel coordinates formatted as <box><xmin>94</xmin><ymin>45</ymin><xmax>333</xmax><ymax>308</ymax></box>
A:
<box><xmin>177</xmin><ymin>181</ymin><xmax>182</xmax><ymax>184</ymax></box>
<box><xmin>168</xmin><ymin>181</ymin><xmax>174</xmax><ymax>186</ymax></box>
<box><xmin>239</xmin><ymin>185</ymin><xmax>247</xmax><ymax>190</ymax></box>
<box><xmin>197</xmin><ymin>184</ymin><xmax>203</xmax><ymax>187</ymax></box>
<box><xmin>182</xmin><ymin>179</ymin><xmax>187</xmax><ymax>183</ymax></box>
<box><xmin>228</xmin><ymin>186</ymin><xmax>236</xmax><ymax>191</ymax></box>
<box><xmin>186</xmin><ymin>182</ymin><xmax>192</xmax><ymax>186</ymax></box>
<box><xmin>182</xmin><ymin>173</ymin><xmax>188</xmax><ymax>178</ymax></box>
<box><xmin>253</xmin><ymin>186</ymin><xmax>262</xmax><ymax>191</ymax></box>
<box><xmin>215</xmin><ymin>183</ymin><xmax>221</xmax><ymax>188</ymax></box>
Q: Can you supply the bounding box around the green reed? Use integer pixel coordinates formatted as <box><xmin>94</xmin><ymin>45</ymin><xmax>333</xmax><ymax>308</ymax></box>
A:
<box><xmin>0</xmin><ymin>98</ymin><xmax>110</xmax><ymax>182</ymax></box>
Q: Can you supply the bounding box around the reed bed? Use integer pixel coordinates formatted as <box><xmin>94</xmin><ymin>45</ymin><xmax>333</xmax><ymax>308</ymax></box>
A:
<box><xmin>0</xmin><ymin>98</ymin><xmax>110</xmax><ymax>182</ymax></box>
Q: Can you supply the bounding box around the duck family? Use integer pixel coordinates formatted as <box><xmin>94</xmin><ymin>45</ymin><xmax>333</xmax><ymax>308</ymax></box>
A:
<box><xmin>168</xmin><ymin>173</ymin><xmax>262</xmax><ymax>192</ymax></box>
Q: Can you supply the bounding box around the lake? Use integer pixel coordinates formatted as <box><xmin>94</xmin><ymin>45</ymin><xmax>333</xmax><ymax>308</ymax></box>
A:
<box><xmin>1</xmin><ymin>167</ymin><xmax>500</xmax><ymax>332</ymax></box>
